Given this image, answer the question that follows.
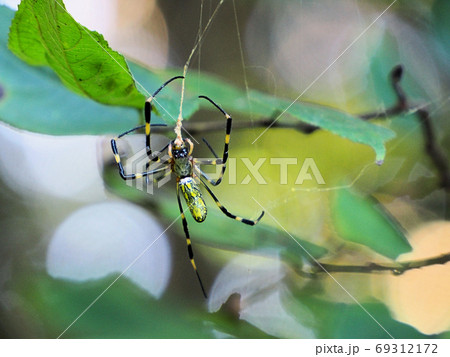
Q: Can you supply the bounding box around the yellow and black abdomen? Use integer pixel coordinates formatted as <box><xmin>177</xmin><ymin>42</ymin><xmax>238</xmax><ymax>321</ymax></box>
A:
<box><xmin>179</xmin><ymin>177</ymin><xmax>207</xmax><ymax>222</ymax></box>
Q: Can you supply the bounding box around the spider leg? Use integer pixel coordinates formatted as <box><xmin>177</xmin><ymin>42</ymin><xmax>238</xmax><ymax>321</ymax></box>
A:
<box><xmin>152</xmin><ymin>167</ymin><xmax>172</xmax><ymax>183</ymax></box>
<box><xmin>144</xmin><ymin>162</ymin><xmax>172</xmax><ymax>189</ymax></box>
<box><xmin>144</xmin><ymin>142</ymin><xmax>171</xmax><ymax>185</ymax></box>
<box><xmin>193</xmin><ymin>158</ymin><xmax>223</xmax><ymax>166</ymax></box>
<box><xmin>176</xmin><ymin>183</ymin><xmax>208</xmax><ymax>298</ymax></box>
<box><xmin>112</xmin><ymin>127</ymin><xmax>169</xmax><ymax>176</ymax></box>
<box><xmin>199</xmin><ymin>176</ymin><xmax>264</xmax><ymax>225</ymax></box>
<box><xmin>202</xmin><ymin>137</ymin><xmax>219</xmax><ymax>159</ymax></box>
<box><xmin>195</xmin><ymin>167</ymin><xmax>220</xmax><ymax>186</ymax></box>
<box><xmin>192</xmin><ymin>138</ymin><xmax>224</xmax><ymax>166</ymax></box>
<box><xmin>145</xmin><ymin>76</ymin><xmax>184</xmax><ymax>156</ymax></box>
<box><xmin>117</xmin><ymin>124</ymin><xmax>167</xmax><ymax>139</ymax></box>
<box><xmin>198</xmin><ymin>95</ymin><xmax>232</xmax><ymax>185</ymax></box>
<box><xmin>111</xmin><ymin>138</ymin><xmax>169</xmax><ymax>180</ymax></box>
<box><xmin>150</xmin><ymin>142</ymin><xmax>170</xmax><ymax>163</ymax></box>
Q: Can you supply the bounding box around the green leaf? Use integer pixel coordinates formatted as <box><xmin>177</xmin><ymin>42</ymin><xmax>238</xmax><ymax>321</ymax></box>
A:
<box><xmin>8</xmin><ymin>0</ymin><xmax>145</xmax><ymax>108</ymax></box>
<box><xmin>129</xmin><ymin>63</ymin><xmax>199</xmax><ymax>128</ymax></box>
<box><xmin>3</xmin><ymin>2</ymin><xmax>395</xmax><ymax>163</ymax></box>
<box><xmin>184</xmin><ymin>72</ymin><xmax>396</xmax><ymax>164</ymax></box>
<box><xmin>0</xmin><ymin>5</ymin><xmax>144</xmax><ymax>135</ymax></box>
<box><xmin>432</xmin><ymin>0</ymin><xmax>450</xmax><ymax>60</ymax></box>
<box><xmin>286</xmin><ymin>293</ymin><xmax>429</xmax><ymax>338</ymax></box>
<box><xmin>331</xmin><ymin>188</ymin><xmax>412</xmax><ymax>259</ymax></box>
<box><xmin>14</xmin><ymin>272</ymin><xmax>212</xmax><ymax>338</ymax></box>
<box><xmin>368</xmin><ymin>31</ymin><xmax>402</xmax><ymax>107</ymax></box>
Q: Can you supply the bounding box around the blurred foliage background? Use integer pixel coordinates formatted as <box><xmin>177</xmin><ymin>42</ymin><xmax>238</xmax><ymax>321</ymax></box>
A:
<box><xmin>0</xmin><ymin>0</ymin><xmax>449</xmax><ymax>338</ymax></box>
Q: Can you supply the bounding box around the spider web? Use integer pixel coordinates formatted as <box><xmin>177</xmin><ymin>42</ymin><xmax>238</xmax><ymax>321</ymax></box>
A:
<box><xmin>178</xmin><ymin>0</ymin><xmax>392</xmax><ymax>335</ymax></box>
<box><xmin>52</xmin><ymin>0</ymin><xmax>449</xmax><ymax>339</ymax></box>
<box><xmin>174</xmin><ymin>0</ymin><xmax>450</xmax><ymax>339</ymax></box>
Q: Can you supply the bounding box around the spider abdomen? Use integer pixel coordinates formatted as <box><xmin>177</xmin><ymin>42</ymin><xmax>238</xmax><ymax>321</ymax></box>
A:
<box><xmin>179</xmin><ymin>177</ymin><xmax>207</xmax><ymax>222</ymax></box>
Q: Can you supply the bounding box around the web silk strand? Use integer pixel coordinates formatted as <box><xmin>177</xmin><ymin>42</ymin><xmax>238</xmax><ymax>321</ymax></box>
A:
<box><xmin>174</xmin><ymin>0</ymin><xmax>225</xmax><ymax>146</ymax></box>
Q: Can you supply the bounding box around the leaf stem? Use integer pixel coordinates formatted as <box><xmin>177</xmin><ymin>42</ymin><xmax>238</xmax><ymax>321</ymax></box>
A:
<box><xmin>310</xmin><ymin>253</ymin><xmax>450</xmax><ymax>275</ymax></box>
<box><xmin>308</xmin><ymin>253</ymin><xmax>450</xmax><ymax>275</ymax></box>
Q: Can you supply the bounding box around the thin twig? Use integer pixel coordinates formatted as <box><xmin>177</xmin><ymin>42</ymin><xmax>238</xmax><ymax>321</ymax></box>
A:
<box><xmin>359</xmin><ymin>64</ymin><xmax>407</xmax><ymax>119</ymax></box>
<box><xmin>416</xmin><ymin>108</ymin><xmax>450</xmax><ymax>190</ymax></box>
<box><xmin>175</xmin><ymin>0</ymin><xmax>225</xmax><ymax>146</ymax></box>
<box><xmin>309</xmin><ymin>253</ymin><xmax>450</xmax><ymax>275</ymax></box>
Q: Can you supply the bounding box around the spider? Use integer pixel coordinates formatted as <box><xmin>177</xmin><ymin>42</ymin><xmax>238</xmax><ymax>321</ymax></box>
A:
<box><xmin>111</xmin><ymin>76</ymin><xmax>264</xmax><ymax>298</ymax></box>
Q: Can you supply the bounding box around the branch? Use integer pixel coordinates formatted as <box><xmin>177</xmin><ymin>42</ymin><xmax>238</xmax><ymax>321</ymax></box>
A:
<box><xmin>358</xmin><ymin>64</ymin><xmax>407</xmax><ymax>119</ymax></box>
<box><xmin>309</xmin><ymin>253</ymin><xmax>450</xmax><ymax>275</ymax></box>
<box><xmin>416</xmin><ymin>108</ymin><xmax>450</xmax><ymax>190</ymax></box>
<box><xmin>370</xmin><ymin>65</ymin><xmax>450</xmax><ymax>191</ymax></box>
<box><xmin>151</xmin><ymin>65</ymin><xmax>407</xmax><ymax>135</ymax></box>
<box><xmin>151</xmin><ymin>65</ymin><xmax>450</xmax><ymax>190</ymax></box>
<box><xmin>152</xmin><ymin>113</ymin><xmax>318</xmax><ymax>135</ymax></box>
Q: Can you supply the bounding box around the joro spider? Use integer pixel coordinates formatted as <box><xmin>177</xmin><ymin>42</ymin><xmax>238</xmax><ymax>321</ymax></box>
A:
<box><xmin>111</xmin><ymin>76</ymin><xmax>264</xmax><ymax>298</ymax></box>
